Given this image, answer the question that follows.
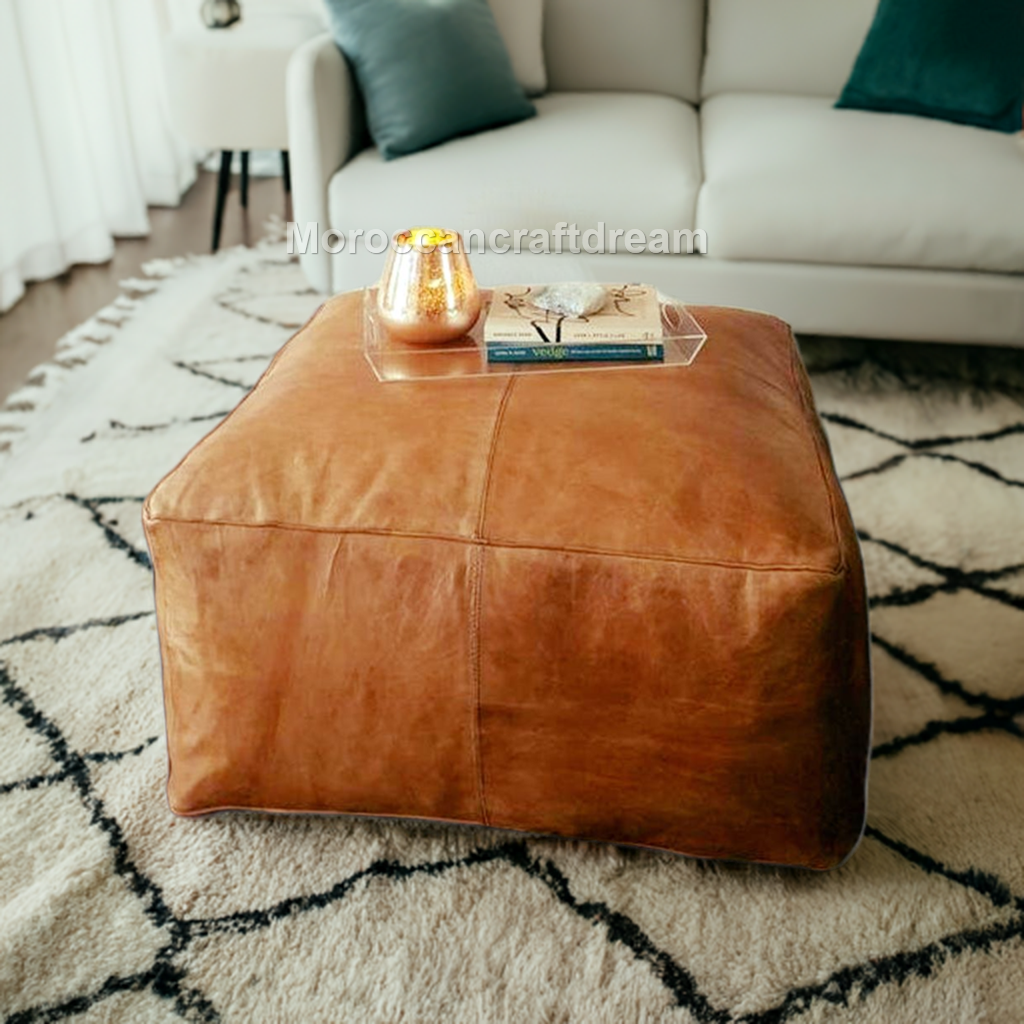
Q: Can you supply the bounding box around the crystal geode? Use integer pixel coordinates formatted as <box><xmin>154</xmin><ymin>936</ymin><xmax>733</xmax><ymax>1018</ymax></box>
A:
<box><xmin>532</xmin><ymin>283</ymin><xmax>608</xmax><ymax>318</ymax></box>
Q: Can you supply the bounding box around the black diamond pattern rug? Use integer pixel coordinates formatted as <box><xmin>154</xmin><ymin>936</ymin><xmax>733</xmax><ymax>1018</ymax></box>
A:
<box><xmin>1</xmin><ymin>245</ymin><xmax>1022</xmax><ymax>1022</ymax></box>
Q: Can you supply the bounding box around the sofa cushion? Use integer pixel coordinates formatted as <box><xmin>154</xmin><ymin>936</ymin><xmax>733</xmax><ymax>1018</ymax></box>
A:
<box><xmin>836</xmin><ymin>0</ymin><xmax>1024</xmax><ymax>134</ymax></box>
<box><xmin>544</xmin><ymin>0</ymin><xmax>705</xmax><ymax>104</ymax></box>
<box><xmin>702</xmin><ymin>0</ymin><xmax>878</xmax><ymax>99</ymax></box>
<box><xmin>330</xmin><ymin>93</ymin><xmax>702</xmax><ymax>245</ymax></box>
<box><xmin>322</xmin><ymin>0</ymin><xmax>535</xmax><ymax>160</ymax></box>
<box><xmin>697</xmin><ymin>93</ymin><xmax>1024</xmax><ymax>274</ymax></box>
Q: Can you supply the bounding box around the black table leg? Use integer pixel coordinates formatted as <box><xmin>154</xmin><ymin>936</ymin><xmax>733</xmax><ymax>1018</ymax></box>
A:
<box><xmin>281</xmin><ymin>150</ymin><xmax>291</xmax><ymax>194</ymax></box>
<box><xmin>240</xmin><ymin>150</ymin><xmax>250</xmax><ymax>209</ymax></box>
<box><xmin>212</xmin><ymin>149</ymin><xmax>232</xmax><ymax>252</ymax></box>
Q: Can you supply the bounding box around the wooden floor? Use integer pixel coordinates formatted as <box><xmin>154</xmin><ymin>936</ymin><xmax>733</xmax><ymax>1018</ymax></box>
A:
<box><xmin>0</xmin><ymin>171</ymin><xmax>290</xmax><ymax>404</ymax></box>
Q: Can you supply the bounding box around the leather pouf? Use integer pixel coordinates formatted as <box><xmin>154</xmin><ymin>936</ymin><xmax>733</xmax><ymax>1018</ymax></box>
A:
<box><xmin>143</xmin><ymin>293</ymin><xmax>871</xmax><ymax>870</ymax></box>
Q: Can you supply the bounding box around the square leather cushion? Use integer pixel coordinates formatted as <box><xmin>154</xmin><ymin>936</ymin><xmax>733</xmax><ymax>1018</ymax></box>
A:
<box><xmin>144</xmin><ymin>294</ymin><xmax>870</xmax><ymax>870</ymax></box>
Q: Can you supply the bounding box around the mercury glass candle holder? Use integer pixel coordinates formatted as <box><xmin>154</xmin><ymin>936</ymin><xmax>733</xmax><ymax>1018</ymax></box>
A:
<box><xmin>376</xmin><ymin>228</ymin><xmax>482</xmax><ymax>344</ymax></box>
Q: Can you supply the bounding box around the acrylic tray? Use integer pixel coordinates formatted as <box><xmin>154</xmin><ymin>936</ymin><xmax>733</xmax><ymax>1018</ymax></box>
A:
<box><xmin>363</xmin><ymin>287</ymin><xmax>707</xmax><ymax>383</ymax></box>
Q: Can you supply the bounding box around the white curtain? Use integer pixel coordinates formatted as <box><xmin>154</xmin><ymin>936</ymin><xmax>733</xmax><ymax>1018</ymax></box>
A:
<box><xmin>0</xmin><ymin>0</ymin><xmax>197</xmax><ymax>313</ymax></box>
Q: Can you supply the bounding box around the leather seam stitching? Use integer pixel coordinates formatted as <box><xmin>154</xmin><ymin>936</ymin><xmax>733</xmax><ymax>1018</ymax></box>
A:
<box><xmin>469</xmin><ymin>375</ymin><xmax>516</xmax><ymax>827</ymax></box>
<box><xmin>467</xmin><ymin>544</ymin><xmax>488</xmax><ymax>828</ymax></box>
<box><xmin>143</xmin><ymin>515</ymin><xmax>844</xmax><ymax>577</ymax></box>
<box><xmin>476</xmin><ymin>376</ymin><xmax>517</xmax><ymax>539</ymax></box>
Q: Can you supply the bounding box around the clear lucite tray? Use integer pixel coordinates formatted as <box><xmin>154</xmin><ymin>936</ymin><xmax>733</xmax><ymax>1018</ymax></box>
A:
<box><xmin>363</xmin><ymin>287</ymin><xmax>707</xmax><ymax>382</ymax></box>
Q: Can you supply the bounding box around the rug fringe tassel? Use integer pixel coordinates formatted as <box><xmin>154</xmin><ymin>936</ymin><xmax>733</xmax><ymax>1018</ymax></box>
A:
<box><xmin>0</xmin><ymin>228</ymin><xmax>289</xmax><ymax>460</ymax></box>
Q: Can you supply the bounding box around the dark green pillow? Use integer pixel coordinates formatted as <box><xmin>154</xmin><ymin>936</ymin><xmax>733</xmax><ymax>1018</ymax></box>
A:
<box><xmin>323</xmin><ymin>0</ymin><xmax>536</xmax><ymax>160</ymax></box>
<box><xmin>836</xmin><ymin>0</ymin><xmax>1024</xmax><ymax>133</ymax></box>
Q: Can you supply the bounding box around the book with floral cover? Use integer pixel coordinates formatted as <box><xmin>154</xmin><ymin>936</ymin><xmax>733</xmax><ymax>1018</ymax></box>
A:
<box><xmin>484</xmin><ymin>284</ymin><xmax>662</xmax><ymax>347</ymax></box>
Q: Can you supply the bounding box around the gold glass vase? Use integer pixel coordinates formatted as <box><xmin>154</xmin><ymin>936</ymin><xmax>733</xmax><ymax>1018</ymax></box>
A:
<box><xmin>376</xmin><ymin>228</ymin><xmax>482</xmax><ymax>344</ymax></box>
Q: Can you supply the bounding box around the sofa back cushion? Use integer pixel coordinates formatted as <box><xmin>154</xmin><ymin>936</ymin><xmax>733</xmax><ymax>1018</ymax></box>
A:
<box><xmin>543</xmin><ymin>0</ymin><xmax>705</xmax><ymax>105</ymax></box>
<box><xmin>491</xmin><ymin>0</ymin><xmax>547</xmax><ymax>95</ymax></box>
<box><xmin>702</xmin><ymin>0</ymin><xmax>879</xmax><ymax>99</ymax></box>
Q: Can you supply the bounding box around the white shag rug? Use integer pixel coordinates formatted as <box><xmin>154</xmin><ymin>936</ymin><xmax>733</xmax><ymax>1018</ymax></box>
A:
<box><xmin>1</xmin><ymin>243</ymin><xmax>1023</xmax><ymax>1024</ymax></box>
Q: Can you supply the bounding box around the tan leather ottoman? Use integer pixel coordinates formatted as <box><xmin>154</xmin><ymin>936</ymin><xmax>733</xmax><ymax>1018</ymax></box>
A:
<box><xmin>144</xmin><ymin>292</ymin><xmax>871</xmax><ymax>870</ymax></box>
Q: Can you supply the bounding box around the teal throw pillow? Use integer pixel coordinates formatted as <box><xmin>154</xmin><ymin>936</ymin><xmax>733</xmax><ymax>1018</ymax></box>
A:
<box><xmin>323</xmin><ymin>0</ymin><xmax>536</xmax><ymax>160</ymax></box>
<box><xmin>836</xmin><ymin>0</ymin><xmax>1024</xmax><ymax>133</ymax></box>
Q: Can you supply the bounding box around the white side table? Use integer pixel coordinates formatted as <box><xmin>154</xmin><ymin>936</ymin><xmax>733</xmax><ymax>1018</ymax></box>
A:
<box><xmin>162</xmin><ymin>12</ymin><xmax>325</xmax><ymax>249</ymax></box>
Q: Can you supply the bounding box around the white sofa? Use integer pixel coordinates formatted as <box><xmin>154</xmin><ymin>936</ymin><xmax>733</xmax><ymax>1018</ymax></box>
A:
<box><xmin>287</xmin><ymin>0</ymin><xmax>1024</xmax><ymax>346</ymax></box>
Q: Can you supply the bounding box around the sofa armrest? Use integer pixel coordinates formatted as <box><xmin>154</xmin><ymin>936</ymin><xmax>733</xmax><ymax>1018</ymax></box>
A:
<box><xmin>287</xmin><ymin>33</ymin><xmax>363</xmax><ymax>294</ymax></box>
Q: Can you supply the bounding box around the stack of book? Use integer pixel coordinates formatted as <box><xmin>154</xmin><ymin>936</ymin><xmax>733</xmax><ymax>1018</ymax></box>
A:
<box><xmin>484</xmin><ymin>284</ymin><xmax>664</xmax><ymax>363</ymax></box>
